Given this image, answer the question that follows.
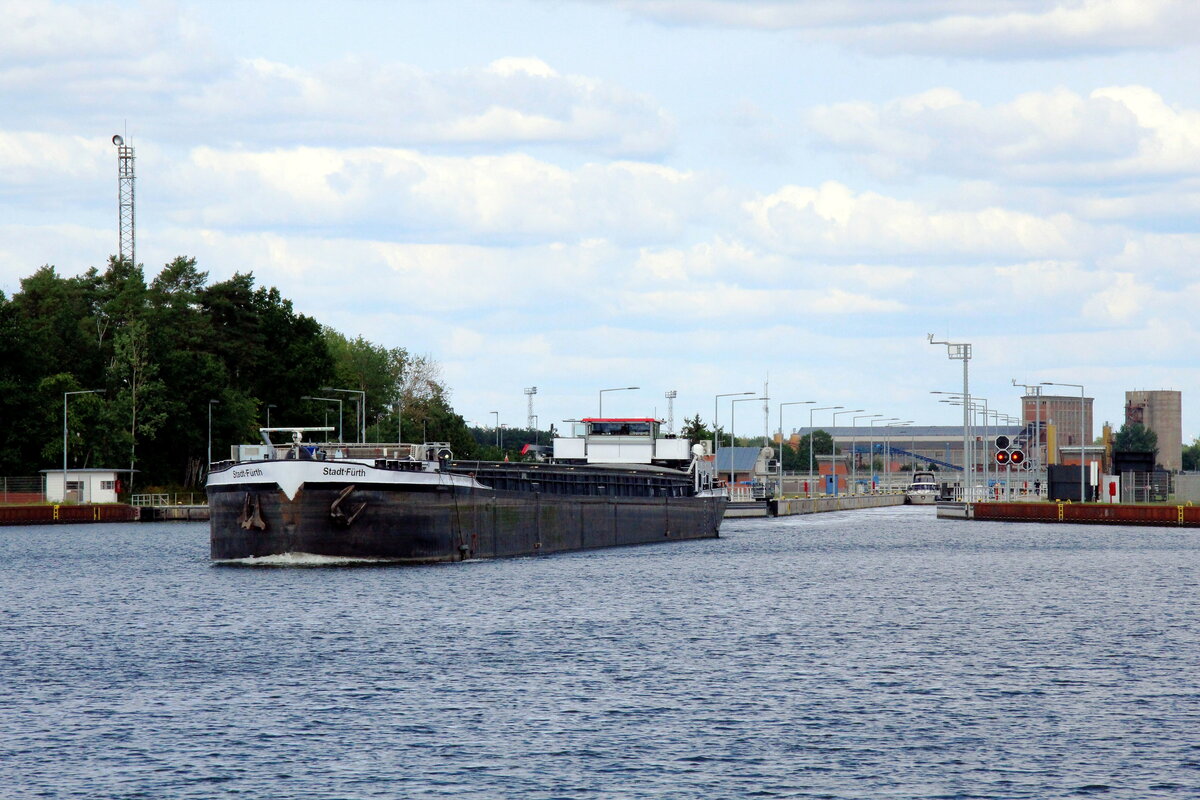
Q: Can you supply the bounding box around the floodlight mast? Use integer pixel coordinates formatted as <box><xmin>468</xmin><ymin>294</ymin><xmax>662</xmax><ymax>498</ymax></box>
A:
<box><xmin>524</xmin><ymin>387</ymin><xmax>538</xmax><ymax>430</ymax></box>
<box><xmin>113</xmin><ymin>134</ymin><xmax>135</xmax><ymax>269</ymax></box>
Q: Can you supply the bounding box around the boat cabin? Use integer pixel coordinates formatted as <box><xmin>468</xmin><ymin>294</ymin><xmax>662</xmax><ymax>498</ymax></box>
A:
<box><xmin>552</xmin><ymin>418</ymin><xmax>697</xmax><ymax>465</ymax></box>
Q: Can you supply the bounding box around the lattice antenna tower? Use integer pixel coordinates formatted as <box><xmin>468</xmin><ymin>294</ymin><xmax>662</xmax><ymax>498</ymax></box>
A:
<box><xmin>664</xmin><ymin>390</ymin><xmax>677</xmax><ymax>435</ymax></box>
<box><xmin>524</xmin><ymin>386</ymin><xmax>537</xmax><ymax>430</ymax></box>
<box><xmin>113</xmin><ymin>134</ymin><xmax>135</xmax><ymax>267</ymax></box>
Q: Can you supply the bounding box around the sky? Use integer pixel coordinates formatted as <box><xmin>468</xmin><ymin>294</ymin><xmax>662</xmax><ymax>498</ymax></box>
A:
<box><xmin>3</xmin><ymin>0</ymin><xmax>1200</xmax><ymax>442</ymax></box>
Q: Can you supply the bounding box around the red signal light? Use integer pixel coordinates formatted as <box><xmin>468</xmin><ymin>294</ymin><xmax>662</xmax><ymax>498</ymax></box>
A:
<box><xmin>1010</xmin><ymin>449</ymin><xmax>1025</xmax><ymax>465</ymax></box>
<box><xmin>995</xmin><ymin>450</ymin><xmax>1010</xmax><ymax>465</ymax></box>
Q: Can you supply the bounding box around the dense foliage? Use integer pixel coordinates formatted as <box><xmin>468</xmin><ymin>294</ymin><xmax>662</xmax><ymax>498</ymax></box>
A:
<box><xmin>780</xmin><ymin>430</ymin><xmax>836</xmax><ymax>472</ymax></box>
<box><xmin>0</xmin><ymin>257</ymin><xmax>476</xmax><ymax>490</ymax></box>
<box><xmin>1184</xmin><ymin>438</ymin><xmax>1200</xmax><ymax>471</ymax></box>
<box><xmin>1113</xmin><ymin>421</ymin><xmax>1159</xmax><ymax>457</ymax></box>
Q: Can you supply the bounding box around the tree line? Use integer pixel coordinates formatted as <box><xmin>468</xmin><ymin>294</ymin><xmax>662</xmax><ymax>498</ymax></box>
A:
<box><xmin>0</xmin><ymin>256</ymin><xmax>476</xmax><ymax>491</ymax></box>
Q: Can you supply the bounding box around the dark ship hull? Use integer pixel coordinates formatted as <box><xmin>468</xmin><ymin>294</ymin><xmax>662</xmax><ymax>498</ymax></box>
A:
<box><xmin>209</xmin><ymin>459</ymin><xmax>726</xmax><ymax>563</ymax></box>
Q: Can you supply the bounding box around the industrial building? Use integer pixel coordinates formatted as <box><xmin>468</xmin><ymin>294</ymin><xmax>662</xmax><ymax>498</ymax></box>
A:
<box><xmin>1021</xmin><ymin>393</ymin><xmax>1093</xmax><ymax>466</ymax></box>
<box><xmin>1125</xmin><ymin>390</ymin><xmax>1182</xmax><ymax>471</ymax></box>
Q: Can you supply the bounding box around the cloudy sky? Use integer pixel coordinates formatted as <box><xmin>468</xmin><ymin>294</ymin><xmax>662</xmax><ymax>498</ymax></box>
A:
<box><xmin>4</xmin><ymin>0</ymin><xmax>1199</xmax><ymax>441</ymax></box>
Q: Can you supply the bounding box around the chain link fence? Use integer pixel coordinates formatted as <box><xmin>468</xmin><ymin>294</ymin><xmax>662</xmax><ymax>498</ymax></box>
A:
<box><xmin>1</xmin><ymin>477</ymin><xmax>45</xmax><ymax>504</ymax></box>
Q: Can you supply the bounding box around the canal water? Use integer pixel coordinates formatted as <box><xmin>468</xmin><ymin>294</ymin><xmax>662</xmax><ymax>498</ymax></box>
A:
<box><xmin>2</xmin><ymin>506</ymin><xmax>1198</xmax><ymax>799</ymax></box>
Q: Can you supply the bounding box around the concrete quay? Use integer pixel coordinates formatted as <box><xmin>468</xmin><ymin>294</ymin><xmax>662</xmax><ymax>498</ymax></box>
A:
<box><xmin>140</xmin><ymin>504</ymin><xmax>210</xmax><ymax>521</ymax></box>
<box><xmin>938</xmin><ymin>500</ymin><xmax>1200</xmax><ymax>527</ymax></box>
<box><xmin>772</xmin><ymin>494</ymin><xmax>906</xmax><ymax>516</ymax></box>
<box><xmin>723</xmin><ymin>494</ymin><xmax>907</xmax><ymax>518</ymax></box>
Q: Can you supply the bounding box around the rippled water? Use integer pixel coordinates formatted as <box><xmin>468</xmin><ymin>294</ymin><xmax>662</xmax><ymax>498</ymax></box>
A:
<box><xmin>3</xmin><ymin>506</ymin><xmax>1199</xmax><ymax>799</ymax></box>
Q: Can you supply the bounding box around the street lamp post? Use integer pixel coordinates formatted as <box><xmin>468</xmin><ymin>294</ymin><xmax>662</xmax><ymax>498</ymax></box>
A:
<box><xmin>870</xmin><ymin>417</ymin><xmax>900</xmax><ymax>492</ymax></box>
<box><xmin>303</xmin><ymin>396</ymin><xmax>343</xmax><ymax>442</ymax></box>
<box><xmin>63</xmin><ymin>389</ymin><xmax>105</xmax><ymax>502</ymax></box>
<box><xmin>323</xmin><ymin>387</ymin><xmax>366</xmax><ymax>443</ymax></box>
<box><xmin>715</xmin><ymin>391</ymin><xmax>754</xmax><ymax>460</ymax></box>
<box><xmin>852</xmin><ymin>413</ymin><xmax>882</xmax><ymax>494</ymax></box>
<box><xmin>808</xmin><ymin>405</ymin><xmax>842</xmax><ymax>495</ymax></box>
<box><xmin>939</xmin><ymin>397</ymin><xmax>984</xmax><ymax>497</ymax></box>
<box><xmin>1043</xmin><ymin>381</ymin><xmax>1086</xmax><ymax>502</ymax></box>
<box><xmin>730</xmin><ymin>397</ymin><xmax>765</xmax><ymax>491</ymax></box>
<box><xmin>933</xmin><ymin>390</ymin><xmax>989</xmax><ymax>496</ymax></box>
<box><xmin>777</xmin><ymin>401</ymin><xmax>815</xmax><ymax>495</ymax></box>
<box><xmin>266</xmin><ymin>403</ymin><xmax>277</xmax><ymax>429</ymax></box>
<box><xmin>599</xmin><ymin>386</ymin><xmax>639</xmax><ymax>417</ymax></box>
<box><xmin>888</xmin><ymin>421</ymin><xmax>915</xmax><ymax>492</ymax></box>
<box><xmin>1013</xmin><ymin>380</ymin><xmax>1043</xmax><ymax>473</ymax></box>
<box><xmin>830</xmin><ymin>409</ymin><xmax>864</xmax><ymax>496</ymax></box>
<box><xmin>929</xmin><ymin>335</ymin><xmax>973</xmax><ymax>499</ymax></box>
<box><xmin>207</xmin><ymin>399</ymin><xmax>220</xmax><ymax>468</ymax></box>
<box><xmin>490</xmin><ymin>411</ymin><xmax>499</xmax><ymax>448</ymax></box>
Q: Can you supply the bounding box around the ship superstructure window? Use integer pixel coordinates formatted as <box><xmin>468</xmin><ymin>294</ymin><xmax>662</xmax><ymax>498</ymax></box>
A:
<box><xmin>589</xmin><ymin>421</ymin><xmax>653</xmax><ymax>436</ymax></box>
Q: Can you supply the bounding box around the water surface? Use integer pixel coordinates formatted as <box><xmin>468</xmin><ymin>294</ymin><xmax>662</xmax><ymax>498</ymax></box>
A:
<box><xmin>2</xmin><ymin>507</ymin><xmax>1198</xmax><ymax>798</ymax></box>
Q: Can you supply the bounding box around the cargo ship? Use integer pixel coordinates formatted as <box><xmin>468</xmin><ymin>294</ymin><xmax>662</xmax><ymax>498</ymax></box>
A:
<box><xmin>208</xmin><ymin>417</ymin><xmax>727</xmax><ymax>563</ymax></box>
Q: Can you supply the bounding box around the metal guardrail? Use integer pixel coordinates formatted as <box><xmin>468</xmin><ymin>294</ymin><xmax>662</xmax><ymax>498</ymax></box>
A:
<box><xmin>130</xmin><ymin>493</ymin><xmax>205</xmax><ymax>507</ymax></box>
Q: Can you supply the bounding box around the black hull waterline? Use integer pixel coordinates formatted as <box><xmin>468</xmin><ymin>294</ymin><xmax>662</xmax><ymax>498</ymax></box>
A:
<box><xmin>209</xmin><ymin>467</ymin><xmax>726</xmax><ymax>563</ymax></box>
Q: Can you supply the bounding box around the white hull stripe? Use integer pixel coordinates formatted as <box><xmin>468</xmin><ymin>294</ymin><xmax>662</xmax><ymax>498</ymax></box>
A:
<box><xmin>207</xmin><ymin>460</ymin><xmax>485</xmax><ymax>501</ymax></box>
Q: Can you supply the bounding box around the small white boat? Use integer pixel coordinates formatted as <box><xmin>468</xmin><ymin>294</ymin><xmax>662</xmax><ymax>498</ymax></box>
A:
<box><xmin>905</xmin><ymin>471</ymin><xmax>940</xmax><ymax>505</ymax></box>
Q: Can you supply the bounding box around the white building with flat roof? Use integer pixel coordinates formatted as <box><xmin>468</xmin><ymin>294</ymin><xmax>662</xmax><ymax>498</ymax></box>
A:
<box><xmin>42</xmin><ymin>469</ymin><xmax>131</xmax><ymax>503</ymax></box>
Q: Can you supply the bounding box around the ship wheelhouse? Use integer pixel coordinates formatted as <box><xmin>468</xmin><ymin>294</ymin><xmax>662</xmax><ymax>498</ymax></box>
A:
<box><xmin>552</xmin><ymin>417</ymin><xmax>697</xmax><ymax>467</ymax></box>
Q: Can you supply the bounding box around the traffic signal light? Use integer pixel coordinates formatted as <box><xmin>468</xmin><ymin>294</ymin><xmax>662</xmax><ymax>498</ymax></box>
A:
<box><xmin>1009</xmin><ymin>449</ymin><xmax>1025</xmax><ymax>465</ymax></box>
<box><xmin>995</xmin><ymin>449</ymin><xmax>1010</xmax><ymax>465</ymax></box>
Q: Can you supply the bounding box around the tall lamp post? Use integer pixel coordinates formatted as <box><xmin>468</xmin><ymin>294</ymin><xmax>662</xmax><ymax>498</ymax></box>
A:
<box><xmin>778</xmin><ymin>401</ymin><xmax>815</xmax><ymax>494</ymax></box>
<box><xmin>830</xmin><ymin>409</ymin><xmax>864</xmax><ymax>496</ymax></box>
<box><xmin>323</xmin><ymin>387</ymin><xmax>366</xmax><ymax>443</ymax></box>
<box><xmin>1043</xmin><ymin>381</ymin><xmax>1086</xmax><ymax>502</ymax></box>
<box><xmin>852</xmin><ymin>413</ymin><xmax>882</xmax><ymax>493</ymax></box>
<box><xmin>266</xmin><ymin>403</ymin><xmax>277</xmax><ymax>429</ymax></box>
<box><xmin>599</xmin><ymin>386</ymin><xmax>639</xmax><ymax>417</ymax></box>
<box><xmin>888</xmin><ymin>421</ymin><xmax>915</xmax><ymax>491</ymax></box>
<box><xmin>730</xmin><ymin>396</ymin><xmax>766</xmax><ymax>490</ymax></box>
<box><xmin>63</xmin><ymin>389</ymin><xmax>105</xmax><ymax>502</ymax></box>
<box><xmin>303</xmin><ymin>396</ymin><xmax>343</xmax><ymax>442</ymax></box>
<box><xmin>808</xmin><ymin>405</ymin><xmax>842</xmax><ymax>494</ymax></box>
<box><xmin>207</xmin><ymin>399</ymin><xmax>220</xmax><ymax>467</ymax></box>
<box><xmin>715</xmin><ymin>391</ymin><xmax>754</xmax><ymax>459</ymax></box>
<box><xmin>1013</xmin><ymin>380</ymin><xmax>1043</xmax><ymax>472</ymax></box>
<box><xmin>929</xmin><ymin>335</ymin><xmax>973</xmax><ymax>499</ymax></box>
<box><xmin>932</xmin><ymin>390</ymin><xmax>987</xmax><ymax>493</ymax></box>
<box><xmin>870</xmin><ymin>417</ymin><xmax>900</xmax><ymax>492</ymax></box>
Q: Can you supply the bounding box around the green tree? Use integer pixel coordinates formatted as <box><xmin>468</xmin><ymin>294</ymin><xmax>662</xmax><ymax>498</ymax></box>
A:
<box><xmin>0</xmin><ymin>291</ymin><xmax>42</xmax><ymax>473</ymax></box>
<box><xmin>13</xmin><ymin>265</ymin><xmax>104</xmax><ymax>384</ymax></box>
<box><xmin>679</xmin><ymin>413</ymin><xmax>724</xmax><ymax>449</ymax></box>
<box><xmin>107</xmin><ymin>319</ymin><xmax>167</xmax><ymax>490</ymax></box>
<box><xmin>1183</xmin><ymin>437</ymin><xmax>1200</xmax><ymax>471</ymax></box>
<box><xmin>782</xmin><ymin>430</ymin><xmax>836</xmax><ymax>471</ymax></box>
<box><xmin>1113</xmin><ymin>422</ymin><xmax>1158</xmax><ymax>456</ymax></box>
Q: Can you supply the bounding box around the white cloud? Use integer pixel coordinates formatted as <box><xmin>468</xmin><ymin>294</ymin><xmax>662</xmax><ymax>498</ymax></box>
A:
<box><xmin>167</xmin><ymin>146</ymin><xmax>713</xmax><ymax>244</ymax></box>
<box><xmin>178</xmin><ymin>55</ymin><xmax>676</xmax><ymax>156</ymax></box>
<box><xmin>743</xmin><ymin>181</ymin><xmax>1100</xmax><ymax>261</ymax></box>
<box><xmin>806</xmin><ymin>85</ymin><xmax>1200</xmax><ymax>185</ymax></box>
<box><xmin>0</xmin><ymin>131</ymin><xmax>109</xmax><ymax>184</ymax></box>
<box><xmin>0</xmin><ymin>3</ymin><xmax>673</xmax><ymax>157</ymax></box>
<box><xmin>607</xmin><ymin>0</ymin><xmax>1200</xmax><ymax>58</ymax></box>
